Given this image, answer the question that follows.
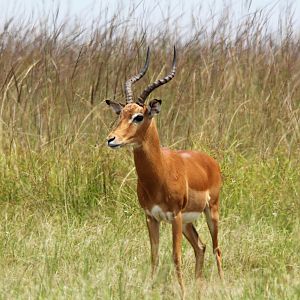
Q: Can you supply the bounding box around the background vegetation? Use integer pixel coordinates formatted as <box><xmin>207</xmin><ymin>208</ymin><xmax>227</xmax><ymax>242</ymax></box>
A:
<box><xmin>0</xmin><ymin>2</ymin><xmax>299</xmax><ymax>299</ymax></box>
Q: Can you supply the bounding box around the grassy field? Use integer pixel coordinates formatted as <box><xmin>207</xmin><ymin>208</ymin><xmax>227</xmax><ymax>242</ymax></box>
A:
<box><xmin>0</xmin><ymin>2</ymin><xmax>299</xmax><ymax>299</ymax></box>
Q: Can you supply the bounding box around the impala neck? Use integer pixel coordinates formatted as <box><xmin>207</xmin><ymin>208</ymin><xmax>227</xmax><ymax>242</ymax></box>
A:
<box><xmin>133</xmin><ymin>120</ymin><xmax>165</xmax><ymax>189</ymax></box>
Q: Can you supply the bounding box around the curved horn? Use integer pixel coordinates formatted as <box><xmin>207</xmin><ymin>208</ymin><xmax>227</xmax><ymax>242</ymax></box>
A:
<box><xmin>125</xmin><ymin>47</ymin><xmax>150</xmax><ymax>104</ymax></box>
<box><xmin>137</xmin><ymin>46</ymin><xmax>176</xmax><ymax>105</ymax></box>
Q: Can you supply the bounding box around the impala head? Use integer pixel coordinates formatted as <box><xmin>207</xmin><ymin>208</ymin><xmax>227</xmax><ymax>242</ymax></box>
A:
<box><xmin>106</xmin><ymin>46</ymin><xmax>176</xmax><ymax>148</ymax></box>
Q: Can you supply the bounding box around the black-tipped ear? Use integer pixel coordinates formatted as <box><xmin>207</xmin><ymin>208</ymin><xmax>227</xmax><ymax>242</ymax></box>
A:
<box><xmin>148</xmin><ymin>99</ymin><xmax>162</xmax><ymax>118</ymax></box>
<box><xmin>105</xmin><ymin>100</ymin><xmax>124</xmax><ymax>115</ymax></box>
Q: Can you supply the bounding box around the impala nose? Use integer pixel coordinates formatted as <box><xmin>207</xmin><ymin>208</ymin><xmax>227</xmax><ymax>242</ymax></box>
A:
<box><xmin>107</xmin><ymin>136</ymin><xmax>115</xmax><ymax>147</ymax></box>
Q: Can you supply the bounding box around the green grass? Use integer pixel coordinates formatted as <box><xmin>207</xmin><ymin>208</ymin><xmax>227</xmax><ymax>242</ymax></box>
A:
<box><xmin>0</xmin><ymin>148</ymin><xmax>299</xmax><ymax>299</ymax></box>
<box><xmin>0</xmin><ymin>1</ymin><xmax>300</xmax><ymax>299</ymax></box>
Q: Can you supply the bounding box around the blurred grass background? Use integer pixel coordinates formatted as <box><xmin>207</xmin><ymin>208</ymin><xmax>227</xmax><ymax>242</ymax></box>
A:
<box><xmin>0</xmin><ymin>1</ymin><xmax>299</xmax><ymax>299</ymax></box>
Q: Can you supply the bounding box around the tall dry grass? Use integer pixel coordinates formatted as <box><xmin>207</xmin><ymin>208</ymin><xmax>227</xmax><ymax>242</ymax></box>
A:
<box><xmin>0</xmin><ymin>3</ymin><xmax>299</xmax><ymax>157</ymax></box>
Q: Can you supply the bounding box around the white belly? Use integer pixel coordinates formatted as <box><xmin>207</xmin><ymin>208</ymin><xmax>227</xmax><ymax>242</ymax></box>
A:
<box><xmin>146</xmin><ymin>205</ymin><xmax>200</xmax><ymax>224</ymax></box>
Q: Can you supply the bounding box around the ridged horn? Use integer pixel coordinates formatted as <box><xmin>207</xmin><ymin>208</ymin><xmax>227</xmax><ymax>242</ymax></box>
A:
<box><xmin>124</xmin><ymin>47</ymin><xmax>150</xmax><ymax>104</ymax></box>
<box><xmin>137</xmin><ymin>46</ymin><xmax>176</xmax><ymax>105</ymax></box>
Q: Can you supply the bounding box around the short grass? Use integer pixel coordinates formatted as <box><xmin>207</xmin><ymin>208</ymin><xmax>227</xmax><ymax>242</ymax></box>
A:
<box><xmin>0</xmin><ymin>148</ymin><xmax>299</xmax><ymax>299</ymax></box>
<box><xmin>0</xmin><ymin>1</ymin><xmax>300</xmax><ymax>299</ymax></box>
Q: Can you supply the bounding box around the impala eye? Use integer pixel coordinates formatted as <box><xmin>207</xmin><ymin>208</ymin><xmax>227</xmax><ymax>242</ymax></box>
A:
<box><xmin>133</xmin><ymin>115</ymin><xmax>144</xmax><ymax>123</ymax></box>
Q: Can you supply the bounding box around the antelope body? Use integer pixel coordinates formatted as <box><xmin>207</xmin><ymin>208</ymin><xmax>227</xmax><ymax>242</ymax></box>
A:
<box><xmin>106</xmin><ymin>47</ymin><xmax>223</xmax><ymax>293</ymax></box>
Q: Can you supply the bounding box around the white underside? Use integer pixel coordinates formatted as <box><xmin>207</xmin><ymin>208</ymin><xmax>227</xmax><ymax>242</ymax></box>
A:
<box><xmin>146</xmin><ymin>205</ymin><xmax>201</xmax><ymax>224</ymax></box>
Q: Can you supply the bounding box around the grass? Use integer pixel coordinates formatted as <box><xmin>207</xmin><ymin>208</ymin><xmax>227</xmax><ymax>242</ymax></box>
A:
<box><xmin>0</xmin><ymin>151</ymin><xmax>299</xmax><ymax>299</ymax></box>
<box><xmin>0</xmin><ymin>1</ymin><xmax>300</xmax><ymax>299</ymax></box>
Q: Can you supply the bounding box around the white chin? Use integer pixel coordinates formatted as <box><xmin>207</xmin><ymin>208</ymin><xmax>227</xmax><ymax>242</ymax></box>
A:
<box><xmin>108</xmin><ymin>143</ymin><xmax>122</xmax><ymax>148</ymax></box>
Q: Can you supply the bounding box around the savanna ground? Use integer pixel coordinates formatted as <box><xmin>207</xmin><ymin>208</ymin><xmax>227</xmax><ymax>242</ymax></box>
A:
<box><xmin>0</xmin><ymin>2</ymin><xmax>299</xmax><ymax>299</ymax></box>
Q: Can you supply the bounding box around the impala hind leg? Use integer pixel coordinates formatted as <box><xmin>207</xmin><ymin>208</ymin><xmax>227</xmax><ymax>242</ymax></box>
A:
<box><xmin>146</xmin><ymin>215</ymin><xmax>160</xmax><ymax>276</ymax></box>
<box><xmin>204</xmin><ymin>200</ymin><xmax>224</xmax><ymax>280</ymax></box>
<box><xmin>183</xmin><ymin>223</ymin><xmax>206</xmax><ymax>279</ymax></box>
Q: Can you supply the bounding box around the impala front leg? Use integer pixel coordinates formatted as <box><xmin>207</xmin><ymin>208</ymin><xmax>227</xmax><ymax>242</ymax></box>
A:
<box><xmin>146</xmin><ymin>215</ymin><xmax>160</xmax><ymax>276</ymax></box>
<box><xmin>172</xmin><ymin>211</ymin><xmax>184</xmax><ymax>294</ymax></box>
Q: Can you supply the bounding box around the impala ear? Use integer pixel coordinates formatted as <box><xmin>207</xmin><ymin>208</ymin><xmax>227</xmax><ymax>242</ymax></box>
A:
<box><xmin>148</xmin><ymin>99</ymin><xmax>162</xmax><ymax>118</ymax></box>
<box><xmin>105</xmin><ymin>100</ymin><xmax>124</xmax><ymax>115</ymax></box>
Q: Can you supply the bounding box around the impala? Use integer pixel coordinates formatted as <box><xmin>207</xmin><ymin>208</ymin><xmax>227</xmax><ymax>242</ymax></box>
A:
<box><xmin>105</xmin><ymin>47</ymin><xmax>223</xmax><ymax>293</ymax></box>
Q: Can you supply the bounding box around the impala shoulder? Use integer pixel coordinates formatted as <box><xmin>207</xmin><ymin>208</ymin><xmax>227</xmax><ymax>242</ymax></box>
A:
<box><xmin>177</xmin><ymin>150</ymin><xmax>193</xmax><ymax>159</ymax></box>
<box><xmin>164</xmin><ymin>149</ymin><xmax>186</xmax><ymax>168</ymax></box>
<box><xmin>178</xmin><ymin>150</ymin><xmax>220</xmax><ymax>167</ymax></box>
